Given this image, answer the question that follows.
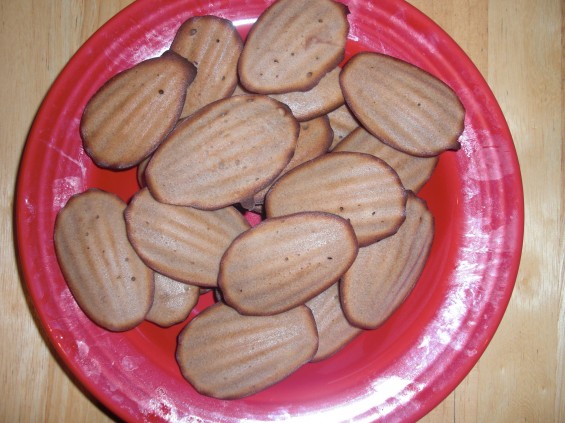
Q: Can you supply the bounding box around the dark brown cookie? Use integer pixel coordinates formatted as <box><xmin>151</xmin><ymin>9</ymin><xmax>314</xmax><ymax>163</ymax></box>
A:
<box><xmin>171</xmin><ymin>15</ymin><xmax>243</xmax><ymax>118</ymax></box>
<box><xmin>81</xmin><ymin>51</ymin><xmax>196</xmax><ymax>169</ymax></box>
<box><xmin>305</xmin><ymin>283</ymin><xmax>363</xmax><ymax>361</ymax></box>
<box><xmin>265</xmin><ymin>151</ymin><xmax>407</xmax><ymax>247</ymax></box>
<box><xmin>145</xmin><ymin>272</ymin><xmax>200</xmax><ymax>327</ymax></box>
<box><xmin>238</xmin><ymin>0</ymin><xmax>349</xmax><ymax>94</ymax></box>
<box><xmin>125</xmin><ymin>188</ymin><xmax>250</xmax><ymax>287</ymax></box>
<box><xmin>340</xmin><ymin>52</ymin><xmax>465</xmax><ymax>157</ymax></box>
<box><xmin>54</xmin><ymin>189</ymin><xmax>154</xmax><ymax>331</ymax></box>
<box><xmin>145</xmin><ymin>94</ymin><xmax>299</xmax><ymax>210</ymax></box>
<box><xmin>340</xmin><ymin>192</ymin><xmax>434</xmax><ymax>329</ymax></box>
<box><xmin>218</xmin><ymin>211</ymin><xmax>358</xmax><ymax>315</ymax></box>
<box><xmin>246</xmin><ymin>115</ymin><xmax>333</xmax><ymax>210</ymax></box>
<box><xmin>327</xmin><ymin>104</ymin><xmax>359</xmax><ymax>149</ymax></box>
<box><xmin>333</xmin><ymin>127</ymin><xmax>439</xmax><ymax>192</ymax></box>
<box><xmin>269</xmin><ymin>67</ymin><xmax>344</xmax><ymax>121</ymax></box>
<box><xmin>176</xmin><ymin>303</ymin><xmax>318</xmax><ymax>399</ymax></box>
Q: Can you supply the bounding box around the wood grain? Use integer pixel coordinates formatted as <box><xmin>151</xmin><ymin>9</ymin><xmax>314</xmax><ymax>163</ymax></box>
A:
<box><xmin>1</xmin><ymin>0</ymin><xmax>563</xmax><ymax>422</ymax></box>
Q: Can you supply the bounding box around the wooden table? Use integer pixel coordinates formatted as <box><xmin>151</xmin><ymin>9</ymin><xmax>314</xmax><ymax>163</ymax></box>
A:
<box><xmin>1</xmin><ymin>0</ymin><xmax>563</xmax><ymax>421</ymax></box>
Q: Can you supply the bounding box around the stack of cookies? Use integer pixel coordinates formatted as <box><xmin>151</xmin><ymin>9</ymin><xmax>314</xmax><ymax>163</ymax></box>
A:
<box><xmin>54</xmin><ymin>0</ymin><xmax>465</xmax><ymax>399</ymax></box>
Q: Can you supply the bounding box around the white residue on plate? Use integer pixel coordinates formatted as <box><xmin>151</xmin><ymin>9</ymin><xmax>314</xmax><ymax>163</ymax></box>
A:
<box><xmin>460</xmin><ymin>124</ymin><xmax>516</xmax><ymax>182</ymax></box>
<box><xmin>75</xmin><ymin>339</ymin><xmax>102</xmax><ymax>382</ymax></box>
<box><xmin>52</xmin><ymin>176</ymin><xmax>84</xmax><ymax>209</ymax></box>
<box><xmin>121</xmin><ymin>355</ymin><xmax>145</xmax><ymax>372</ymax></box>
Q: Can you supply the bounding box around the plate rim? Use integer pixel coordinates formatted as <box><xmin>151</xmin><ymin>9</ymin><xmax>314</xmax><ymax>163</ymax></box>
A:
<box><xmin>15</xmin><ymin>0</ymin><xmax>524</xmax><ymax>421</ymax></box>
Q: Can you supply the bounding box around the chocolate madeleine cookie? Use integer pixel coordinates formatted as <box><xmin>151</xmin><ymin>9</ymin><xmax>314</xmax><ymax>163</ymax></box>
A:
<box><xmin>238</xmin><ymin>0</ymin><xmax>349</xmax><ymax>94</ymax></box>
<box><xmin>306</xmin><ymin>283</ymin><xmax>362</xmax><ymax>361</ymax></box>
<box><xmin>327</xmin><ymin>104</ymin><xmax>359</xmax><ymax>149</ymax></box>
<box><xmin>145</xmin><ymin>94</ymin><xmax>299</xmax><ymax>210</ymax></box>
<box><xmin>136</xmin><ymin>155</ymin><xmax>151</xmax><ymax>188</ymax></box>
<box><xmin>171</xmin><ymin>15</ymin><xmax>243</xmax><ymax>118</ymax></box>
<box><xmin>145</xmin><ymin>272</ymin><xmax>200</xmax><ymax>327</ymax></box>
<box><xmin>269</xmin><ymin>67</ymin><xmax>344</xmax><ymax>121</ymax></box>
<box><xmin>265</xmin><ymin>152</ymin><xmax>407</xmax><ymax>246</ymax></box>
<box><xmin>340</xmin><ymin>193</ymin><xmax>434</xmax><ymax>329</ymax></box>
<box><xmin>219</xmin><ymin>212</ymin><xmax>358</xmax><ymax>316</ymax></box>
<box><xmin>81</xmin><ymin>51</ymin><xmax>196</xmax><ymax>169</ymax></box>
<box><xmin>333</xmin><ymin>127</ymin><xmax>439</xmax><ymax>192</ymax></box>
<box><xmin>247</xmin><ymin>115</ymin><xmax>333</xmax><ymax>210</ymax></box>
<box><xmin>176</xmin><ymin>303</ymin><xmax>318</xmax><ymax>399</ymax></box>
<box><xmin>125</xmin><ymin>188</ymin><xmax>250</xmax><ymax>287</ymax></box>
<box><xmin>340</xmin><ymin>52</ymin><xmax>465</xmax><ymax>157</ymax></box>
<box><xmin>54</xmin><ymin>189</ymin><xmax>154</xmax><ymax>331</ymax></box>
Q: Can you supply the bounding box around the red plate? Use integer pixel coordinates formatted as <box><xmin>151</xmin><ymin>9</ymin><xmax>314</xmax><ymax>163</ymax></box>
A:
<box><xmin>16</xmin><ymin>0</ymin><xmax>523</xmax><ymax>421</ymax></box>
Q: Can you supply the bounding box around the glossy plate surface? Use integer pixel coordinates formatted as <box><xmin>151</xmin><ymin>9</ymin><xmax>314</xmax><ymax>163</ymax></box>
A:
<box><xmin>16</xmin><ymin>0</ymin><xmax>523</xmax><ymax>422</ymax></box>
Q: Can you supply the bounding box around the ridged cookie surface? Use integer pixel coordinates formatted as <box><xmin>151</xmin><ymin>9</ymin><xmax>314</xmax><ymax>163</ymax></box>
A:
<box><xmin>265</xmin><ymin>152</ymin><xmax>407</xmax><ymax>246</ymax></box>
<box><xmin>238</xmin><ymin>0</ymin><xmax>349</xmax><ymax>94</ymax></box>
<box><xmin>333</xmin><ymin>127</ymin><xmax>439</xmax><ymax>192</ymax></box>
<box><xmin>219</xmin><ymin>212</ymin><xmax>358</xmax><ymax>316</ymax></box>
<box><xmin>340</xmin><ymin>52</ymin><xmax>465</xmax><ymax>157</ymax></box>
<box><xmin>269</xmin><ymin>67</ymin><xmax>344</xmax><ymax>121</ymax></box>
<box><xmin>54</xmin><ymin>189</ymin><xmax>154</xmax><ymax>331</ymax></box>
<box><xmin>340</xmin><ymin>193</ymin><xmax>434</xmax><ymax>329</ymax></box>
<box><xmin>145</xmin><ymin>272</ymin><xmax>200</xmax><ymax>327</ymax></box>
<box><xmin>145</xmin><ymin>94</ymin><xmax>299</xmax><ymax>210</ymax></box>
<box><xmin>249</xmin><ymin>115</ymin><xmax>333</xmax><ymax>209</ymax></box>
<box><xmin>327</xmin><ymin>104</ymin><xmax>359</xmax><ymax>149</ymax></box>
<box><xmin>136</xmin><ymin>155</ymin><xmax>151</xmax><ymax>188</ymax></box>
<box><xmin>305</xmin><ymin>283</ymin><xmax>362</xmax><ymax>361</ymax></box>
<box><xmin>81</xmin><ymin>51</ymin><xmax>196</xmax><ymax>169</ymax></box>
<box><xmin>125</xmin><ymin>188</ymin><xmax>250</xmax><ymax>287</ymax></box>
<box><xmin>171</xmin><ymin>15</ymin><xmax>243</xmax><ymax>118</ymax></box>
<box><xmin>176</xmin><ymin>303</ymin><xmax>318</xmax><ymax>399</ymax></box>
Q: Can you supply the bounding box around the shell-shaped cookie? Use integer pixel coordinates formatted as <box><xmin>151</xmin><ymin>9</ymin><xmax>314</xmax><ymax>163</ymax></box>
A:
<box><xmin>327</xmin><ymin>104</ymin><xmax>359</xmax><ymax>149</ymax></box>
<box><xmin>125</xmin><ymin>188</ymin><xmax>250</xmax><ymax>287</ymax></box>
<box><xmin>145</xmin><ymin>94</ymin><xmax>299</xmax><ymax>210</ymax></box>
<box><xmin>81</xmin><ymin>51</ymin><xmax>196</xmax><ymax>169</ymax></box>
<box><xmin>340</xmin><ymin>193</ymin><xmax>434</xmax><ymax>329</ymax></box>
<box><xmin>136</xmin><ymin>155</ymin><xmax>151</xmax><ymax>188</ymax></box>
<box><xmin>305</xmin><ymin>283</ymin><xmax>363</xmax><ymax>361</ymax></box>
<box><xmin>171</xmin><ymin>15</ymin><xmax>243</xmax><ymax>118</ymax></box>
<box><xmin>265</xmin><ymin>152</ymin><xmax>407</xmax><ymax>247</ymax></box>
<box><xmin>340</xmin><ymin>52</ymin><xmax>465</xmax><ymax>157</ymax></box>
<box><xmin>219</xmin><ymin>212</ymin><xmax>358</xmax><ymax>316</ymax></box>
<box><xmin>269</xmin><ymin>67</ymin><xmax>344</xmax><ymax>121</ymax></box>
<box><xmin>249</xmin><ymin>115</ymin><xmax>333</xmax><ymax>209</ymax></box>
<box><xmin>333</xmin><ymin>127</ymin><xmax>439</xmax><ymax>192</ymax></box>
<box><xmin>238</xmin><ymin>0</ymin><xmax>349</xmax><ymax>94</ymax></box>
<box><xmin>145</xmin><ymin>272</ymin><xmax>200</xmax><ymax>327</ymax></box>
<box><xmin>53</xmin><ymin>189</ymin><xmax>154</xmax><ymax>331</ymax></box>
<box><xmin>176</xmin><ymin>303</ymin><xmax>318</xmax><ymax>399</ymax></box>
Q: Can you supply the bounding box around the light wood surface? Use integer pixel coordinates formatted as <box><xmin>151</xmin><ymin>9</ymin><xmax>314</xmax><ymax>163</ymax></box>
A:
<box><xmin>1</xmin><ymin>0</ymin><xmax>563</xmax><ymax>421</ymax></box>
